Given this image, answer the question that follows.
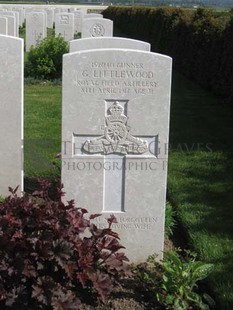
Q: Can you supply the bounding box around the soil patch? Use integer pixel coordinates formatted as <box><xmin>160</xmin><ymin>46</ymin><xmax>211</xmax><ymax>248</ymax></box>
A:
<box><xmin>82</xmin><ymin>237</ymin><xmax>174</xmax><ymax>310</ymax></box>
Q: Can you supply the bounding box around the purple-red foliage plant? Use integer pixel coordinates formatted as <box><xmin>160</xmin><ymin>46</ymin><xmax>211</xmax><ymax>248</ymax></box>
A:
<box><xmin>0</xmin><ymin>181</ymin><xmax>130</xmax><ymax>309</ymax></box>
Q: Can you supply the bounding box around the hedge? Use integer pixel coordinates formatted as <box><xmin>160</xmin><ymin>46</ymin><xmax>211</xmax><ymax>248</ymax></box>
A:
<box><xmin>103</xmin><ymin>6</ymin><xmax>233</xmax><ymax>106</ymax></box>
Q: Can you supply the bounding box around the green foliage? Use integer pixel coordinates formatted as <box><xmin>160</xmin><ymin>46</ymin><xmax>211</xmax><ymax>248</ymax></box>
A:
<box><xmin>103</xmin><ymin>6</ymin><xmax>233</xmax><ymax>106</ymax></box>
<box><xmin>157</xmin><ymin>250</ymin><xmax>215</xmax><ymax>310</ymax></box>
<box><xmin>133</xmin><ymin>251</ymin><xmax>215</xmax><ymax>309</ymax></box>
<box><xmin>19</xmin><ymin>22</ymin><xmax>25</xmax><ymax>40</ymax></box>
<box><xmin>165</xmin><ymin>202</ymin><xmax>177</xmax><ymax>237</ymax></box>
<box><xmin>25</xmin><ymin>35</ymin><xmax>68</xmax><ymax>80</ymax></box>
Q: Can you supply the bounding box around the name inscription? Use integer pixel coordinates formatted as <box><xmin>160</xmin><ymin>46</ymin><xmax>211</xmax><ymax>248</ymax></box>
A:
<box><xmin>73</xmin><ymin>62</ymin><xmax>158</xmax><ymax>95</ymax></box>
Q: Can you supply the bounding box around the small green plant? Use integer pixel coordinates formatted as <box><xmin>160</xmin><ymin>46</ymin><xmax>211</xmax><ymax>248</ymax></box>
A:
<box><xmin>157</xmin><ymin>250</ymin><xmax>215</xmax><ymax>309</ymax></box>
<box><xmin>25</xmin><ymin>35</ymin><xmax>68</xmax><ymax>80</ymax></box>
<box><xmin>165</xmin><ymin>202</ymin><xmax>177</xmax><ymax>237</ymax></box>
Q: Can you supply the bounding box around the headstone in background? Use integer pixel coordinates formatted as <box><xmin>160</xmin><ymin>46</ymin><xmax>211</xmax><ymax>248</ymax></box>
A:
<box><xmin>62</xmin><ymin>47</ymin><xmax>172</xmax><ymax>263</ymax></box>
<box><xmin>1</xmin><ymin>11</ymin><xmax>19</xmax><ymax>36</ymax></box>
<box><xmin>54</xmin><ymin>8</ymin><xmax>61</xmax><ymax>15</ymax></box>
<box><xmin>0</xmin><ymin>17</ymin><xmax>7</xmax><ymax>35</ymax></box>
<box><xmin>12</xmin><ymin>8</ymin><xmax>24</xmax><ymax>27</ymax></box>
<box><xmin>69</xmin><ymin>8</ymin><xmax>79</xmax><ymax>13</ymax></box>
<box><xmin>80</xmin><ymin>8</ymin><xmax>87</xmax><ymax>14</ymax></box>
<box><xmin>26</xmin><ymin>12</ymin><xmax>46</xmax><ymax>52</ymax></box>
<box><xmin>0</xmin><ymin>13</ymin><xmax>16</xmax><ymax>36</ymax></box>
<box><xmin>0</xmin><ymin>35</ymin><xmax>23</xmax><ymax>197</ymax></box>
<box><xmin>46</xmin><ymin>9</ymin><xmax>54</xmax><ymax>29</ymax></box>
<box><xmin>73</xmin><ymin>10</ymin><xmax>84</xmax><ymax>35</ymax></box>
<box><xmin>81</xmin><ymin>18</ymin><xmax>113</xmax><ymax>38</ymax></box>
<box><xmin>70</xmin><ymin>37</ymin><xmax>151</xmax><ymax>53</ymax></box>
<box><xmin>55</xmin><ymin>12</ymin><xmax>74</xmax><ymax>42</ymax></box>
<box><xmin>26</xmin><ymin>9</ymin><xmax>47</xmax><ymax>28</ymax></box>
<box><xmin>83</xmin><ymin>13</ymin><xmax>103</xmax><ymax>19</ymax></box>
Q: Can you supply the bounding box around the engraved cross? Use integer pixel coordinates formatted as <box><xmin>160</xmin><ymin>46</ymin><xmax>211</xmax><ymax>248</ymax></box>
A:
<box><xmin>73</xmin><ymin>100</ymin><xmax>158</xmax><ymax>213</ymax></box>
<box><xmin>32</xmin><ymin>31</ymin><xmax>41</xmax><ymax>42</ymax></box>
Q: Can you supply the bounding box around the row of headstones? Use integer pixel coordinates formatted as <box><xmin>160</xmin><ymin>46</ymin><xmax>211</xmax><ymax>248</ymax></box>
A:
<box><xmin>0</xmin><ymin>9</ymin><xmax>21</xmax><ymax>36</ymax></box>
<box><xmin>26</xmin><ymin>11</ymin><xmax>113</xmax><ymax>51</ymax></box>
<box><xmin>0</xmin><ymin>33</ymin><xmax>172</xmax><ymax>263</ymax></box>
<box><xmin>0</xmin><ymin>6</ymin><xmax>113</xmax><ymax>52</ymax></box>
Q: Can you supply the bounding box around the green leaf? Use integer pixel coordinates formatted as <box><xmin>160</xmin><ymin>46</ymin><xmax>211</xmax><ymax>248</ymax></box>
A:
<box><xmin>203</xmin><ymin>293</ymin><xmax>216</xmax><ymax>307</ymax></box>
<box><xmin>192</xmin><ymin>264</ymin><xmax>214</xmax><ymax>281</ymax></box>
<box><xmin>187</xmin><ymin>291</ymin><xmax>200</xmax><ymax>302</ymax></box>
<box><xmin>174</xmin><ymin>298</ymin><xmax>186</xmax><ymax>310</ymax></box>
<box><xmin>165</xmin><ymin>294</ymin><xmax>175</xmax><ymax>305</ymax></box>
<box><xmin>164</xmin><ymin>251</ymin><xmax>182</xmax><ymax>268</ymax></box>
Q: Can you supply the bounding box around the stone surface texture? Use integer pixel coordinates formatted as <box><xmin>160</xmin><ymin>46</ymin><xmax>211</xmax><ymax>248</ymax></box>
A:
<box><xmin>26</xmin><ymin>12</ymin><xmax>46</xmax><ymax>51</ymax></box>
<box><xmin>62</xmin><ymin>48</ymin><xmax>172</xmax><ymax>263</ymax></box>
<box><xmin>0</xmin><ymin>11</ymin><xmax>18</xmax><ymax>36</ymax></box>
<box><xmin>55</xmin><ymin>12</ymin><xmax>74</xmax><ymax>42</ymax></box>
<box><xmin>0</xmin><ymin>15</ymin><xmax>15</xmax><ymax>36</ymax></box>
<box><xmin>81</xmin><ymin>18</ymin><xmax>113</xmax><ymax>38</ymax></box>
<box><xmin>0</xmin><ymin>17</ymin><xmax>7</xmax><ymax>35</ymax></box>
<box><xmin>69</xmin><ymin>37</ymin><xmax>151</xmax><ymax>52</ymax></box>
<box><xmin>0</xmin><ymin>35</ymin><xmax>23</xmax><ymax>196</ymax></box>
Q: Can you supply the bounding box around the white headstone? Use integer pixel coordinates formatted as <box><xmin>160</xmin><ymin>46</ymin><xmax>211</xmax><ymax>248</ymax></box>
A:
<box><xmin>70</xmin><ymin>37</ymin><xmax>151</xmax><ymax>53</ymax></box>
<box><xmin>79</xmin><ymin>8</ymin><xmax>87</xmax><ymax>14</ymax></box>
<box><xmin>69</xmin><ymin>8</ymin><xmax>78</xmax><ymax>13</ymax></box>
<box><xmin>46</xmin><ymin>9</ymin><xmax>54</xmax><ymax>29</ymax></box>
<box><xmin>0</xmin><ymin>15</ymin><xmax>16</xmax><ymax>36</ymax></box>
<box><xmin>26</xmin><ymin>12</ymin><xmax>46</xmax><ymax>52</ymax></box>
<box><xmin>0</xmin><ymin>11</ymin><xmax>19</xmax><ymax>36</ymax></box>
<box><xmin>0</xmin><ymin>35</ymin><xmax>23</xmax><ymax>196</ymax></box>
<box><xmin>81</xmin><ymin>18</ymin><xmax>113</xmax><ymax>38</ymax></box>
<box><xmin>55</xmin><ymin>13</ymin><xmax>74</xmax><ymax>42</ymax></box>
<box><xmin>62</xmin><ymin>48</ymin><xmax>172</xmax><ymax>263</ymax></box>
<box><xmin>26</xmin><ymin>9</ymin><xmax>47</xmax><ymax>28</ymax></box>
<box><xmin>0</xmin><ymin>17</ymin><xmax>7</xmax><ymax>35</ymax></box>
<box><xmin>12</xmin><ymin>8</ymin><xmax>24</xmax><ymax>27</ymax></box>
<box><xmin>73</xmin><ymin>10</ymin><xmax>84</xmax><ymax>34</ymax></box>
<box><xmin>84</xmin><ymin>13</ymin><xmax>103</xmax><ymax>19</ymax></box>
<box><xmin>54</xmin><ymin>8</ymin><xmax>61</xmax><ymax>15</ymax></box>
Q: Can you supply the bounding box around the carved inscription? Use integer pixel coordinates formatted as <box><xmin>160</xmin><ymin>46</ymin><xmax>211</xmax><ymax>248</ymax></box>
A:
<box><xmin>32</xmin><ymin>13</ymin><xmax>40</xmax><ymax>24</ymax></box>
<box><xmin>60</xmin><ymin>15</ymin><xmax>70</xmax><ymax>25</ymax></box>
<box><xmin>93</xmin><ymin>216</ymin><xmax>158</xmax><ymax>230</ymax></box>
<box><xmin>32</xmin><ymin>31</ymin><xmax>41</xmax><ymax>41</ymax></box>
<box><xmin>83</xmin><ymin>102</ymin><xmax>148</xmax><ymax>155</ymax></box>
<box><xmin>90</xmin><ymin>23</ymin><xmax>105</xmax><ymax>37</ymax></box>
<box><xmin>73</xmin><ymin>62</ymin><xmax>158</xmax><ymax>95</ymax></box>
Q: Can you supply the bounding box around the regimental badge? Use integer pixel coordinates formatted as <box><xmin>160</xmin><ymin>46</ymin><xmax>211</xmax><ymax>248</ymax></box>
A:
<box><xmin>90</xmin><ymin>23</ymin><xmax>105</xmax><ymax>37</ymax></box>
<box><xmin>83</xmin><ymin>102</ymin><xmax>148</xmax><ymax>155</ymax></box>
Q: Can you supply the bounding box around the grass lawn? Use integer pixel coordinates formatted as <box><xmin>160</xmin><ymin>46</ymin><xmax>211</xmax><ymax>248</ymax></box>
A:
<box><xmin>24</xmin><ymin>71</ymin><xmax>233</xmax><ymax>308</ymax></box>
<box><xmin>168</xmin><ymin>72</ymin><xmax>233</xmax><ymax>309</ymax></box>
<box><xmin>24</xmin><ymin>84</ymin><xmax>61</xmax><ymax>180</ymax></box>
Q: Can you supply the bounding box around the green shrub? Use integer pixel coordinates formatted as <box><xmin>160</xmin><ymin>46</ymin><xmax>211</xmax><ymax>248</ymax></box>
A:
<box><xmin>133</xmin><ymin>250</ymin><xmax>215</xmax><ymax>309</ymax></box>
<box><xmin>103</xmin><ymin>6</ymin><xmax>233</xmax><ymax>105</ymax></box>
<box><xmin>157</xmin><ymin>250</ymin><xmax>215</xmax><ymax>309</ymax></box>
<box><xmin>25</xmin><ymin>35</ymin><xmax>69</xmax><ymax>80</ymax></box>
